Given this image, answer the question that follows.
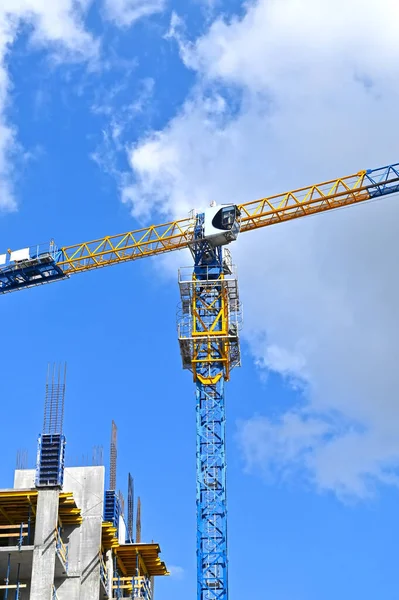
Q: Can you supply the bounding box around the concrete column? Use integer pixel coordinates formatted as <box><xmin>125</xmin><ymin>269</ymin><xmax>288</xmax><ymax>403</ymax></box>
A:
<box><xmin>106</xmin><ymin>548</ymin><xmax>113</xmax><ymax>599</ymax></box>
<box><xmin>30</xmin><ymin>489</ymin><xmax>59</xmax><ymax>600</ymax></box>
<box><xmin>76</xmin><ymin>468</ymin><xmax>103</xmax><ymax>600</ymax></box>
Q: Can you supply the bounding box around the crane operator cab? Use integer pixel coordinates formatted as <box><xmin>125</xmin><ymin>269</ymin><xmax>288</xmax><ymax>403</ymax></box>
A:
<box><xmin>200</xmin><ymin>204</ymin><xmax>241</xmax><ymax>247</ymax></box>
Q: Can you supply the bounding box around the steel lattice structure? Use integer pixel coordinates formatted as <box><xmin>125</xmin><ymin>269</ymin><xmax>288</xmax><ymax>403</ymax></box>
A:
<box><xmin>1</xmin><ymin>163</ymin><xmax>399</xmax><ymax>294</ymax></box>
<box><xmin>177</xmin><ymin>229</ymin><xmax>241</xmax><ymax>598</ymax></box>
<box><xmin>2</xmin><ymin>161</ymin><xmax>399</xmax><ymax>600</ymax></box>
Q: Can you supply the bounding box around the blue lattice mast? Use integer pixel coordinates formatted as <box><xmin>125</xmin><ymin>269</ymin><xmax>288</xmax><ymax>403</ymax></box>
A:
<box><xmin>178</xmin><ymin>210</ymin><xmax>241</xmax><ymax>600</ymax></box>
<box><xmin>36</xmin><ymin>363</ymin><xmax>67</xmax><ymax>488</ymax></box>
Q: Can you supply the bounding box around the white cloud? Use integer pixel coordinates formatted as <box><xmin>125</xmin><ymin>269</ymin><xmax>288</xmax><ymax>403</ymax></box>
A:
<box><xmin>168</xmin><ymin>564</ymin><xmax>185</xmax><ymax>579</ymax></box>
<box><xmin>0</xmin><ymin>0</ymin><xmax>98</xmax><ymax>211</ymax></box>
<box><xmin>122</xmin><ymin>0</ymin><xmax>399</xmax><ymax>497</ymax></box>
<box><xmin>1</xmin><ymin>0</ymin><xmax>98</xmax><ymax>59</ymax></box>
<box><xmin>103</xmin><ymin>0</ymin><xmax>165</xmax><ymax>27</ymax></box>
<box><xmin>237</xmin><ymin>414</ymin><xmax>399</xmax><ymax>500</ymax></box>
<box><xmin>237</xmin><ymin>412</ymin><xmax>332</xmax><ymax>480</ymax></box>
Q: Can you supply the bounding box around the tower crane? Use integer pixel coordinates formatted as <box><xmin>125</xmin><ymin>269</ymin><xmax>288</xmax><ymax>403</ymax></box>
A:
<box><xmin>1</xmin><ymin>162</ymin><xmax>399</xmax><ymax>600</ymax></box>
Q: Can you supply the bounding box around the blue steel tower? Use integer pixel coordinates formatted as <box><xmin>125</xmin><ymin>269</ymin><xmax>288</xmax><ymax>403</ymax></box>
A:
<box><xmin>178</xmin><ymin>210</ymin><xmax>241</xmax><ymax>600</ymax></box>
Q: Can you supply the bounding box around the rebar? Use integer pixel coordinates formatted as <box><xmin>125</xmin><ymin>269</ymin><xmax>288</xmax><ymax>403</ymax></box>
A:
<box><xmin>43</xmin><ymin>363</ymin><xmax>66</xmax><ymax>434</ymax></box>
<box><xmin>136</xmin><ymin>497</ymin><xmax>141</xmax><ymax>544</ymax></box>
<box><xmin>109</xmin><ymin>421</ymin><xmax>117</xmax><ymax>491</ymax></box>
<box><xmin>128</xmin><ymin>473</ymin><xmax>134</xmax><ymax>543</ymax></box>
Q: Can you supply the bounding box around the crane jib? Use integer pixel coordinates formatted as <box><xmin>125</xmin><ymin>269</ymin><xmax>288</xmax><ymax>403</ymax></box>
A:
<box><xmin>239</xmin><ymin>173</ymin><xmax>399</xmax><ymax>230</ymax></box>
<box><xmin>1</xmin><ymin>164</ymin><xmax>399</xmax><ymax>295</ymax></box>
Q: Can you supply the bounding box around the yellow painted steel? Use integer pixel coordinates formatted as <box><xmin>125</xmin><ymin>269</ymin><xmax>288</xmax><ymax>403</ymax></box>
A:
<box><xmin>0</xmin><ymin>490</ymin><xmax>82</xmax><ymax>526</ymax></box>
<box><xmin>116</xmin><ymin>543</ymin><xmax>169</xmax><ymax>577</ymax></box>
<box><xmin>101</xmin><ymin>524</ymin><xmax>169</xmax><ymax>576</ymax></box>
<box><xmin>59</xmin><ymin>217</ymin><xmax>194</xmax><ymax>274</ymax></box>
<box><xmin>112</xmin><ymin>575</ymin><xmax>153</xmax><ymax>597</ymax></box>
<box><xmin>189</xmin><ymin>273</ymin><xmax>233</xmax><ymax>381</ymax></box>
<box><xmin>238</xmin><ymin>171</ymin><xmax>368</xmax><ymax>232</ymax></box>
<box><xmin>56</xmin><ymin>170</ymin><xmax>378</xmax><ymax>276</ymax></box>
<box><xmin>197</xmin><ymin>373</ymin><xmax>223</xmax><ymax>385</ymax></box>
<box><xmin>55</xmin><ymin>528</ymin><xmax>68</xmax><ymax>564</ymax></box>
<box><xmin>192</xmin><ymin>278</ymin><xmax>228</xmax><ymax>337</ymax></box>
<box><xmin>101</xmin><ymin>521</ymin><xmax>119</xmax><ymax>549</ymax></box>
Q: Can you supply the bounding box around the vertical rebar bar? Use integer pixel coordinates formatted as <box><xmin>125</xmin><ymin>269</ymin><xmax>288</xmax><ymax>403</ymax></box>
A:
<box><xmin>109</xmin><ymin>421</ymin><xmax>117</xmax><ymax>491</ymax></box>
<box><xmin>136</xmin><ymin>497</ymin><xmax>141</xmax><ymax>544</ymax></box>
<box><xmin>118</xmin><ymin>491</ymin><xmax>125</xmax><ymax>515</ymax></box>
<box><xmin>16</xmin><ymin>450</ymin><xmax>28</xmax><ymax>470</ymax></box>
<box><xmin>43</xmin><ymin>363</ymin><xmax>66</xmax><ymax>434</ymax></box>
<box><xmin>128</xmin><ymin>473</ymin><xmax>134</xmax><ymax>543</ymax></box>
<box><xmin>92</xmin><ymin>445</ymin><xmax>104</xmax><ymax>466</ymax></box>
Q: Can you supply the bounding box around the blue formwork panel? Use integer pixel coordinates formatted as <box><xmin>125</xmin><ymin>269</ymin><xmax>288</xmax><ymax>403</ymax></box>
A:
<box><xmin>104</xmin><ymin>490</ymin><xmax>120</xmax><ymax>532</ymax></box>
<box><xmin>35</xmin><ymin>434</ymin><xmax>66</xmax><ymax>488</ymax></box>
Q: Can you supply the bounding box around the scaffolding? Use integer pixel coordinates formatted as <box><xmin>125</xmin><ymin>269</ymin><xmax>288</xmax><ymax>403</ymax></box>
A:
<box><xmin>113</xmin><ymin>575</ymin><xmax>152</xmax><ymax>599</ymax></box>
<box><xmin>55</xmin><ymin>526</ymin><xmax>69</xmax><ymax>572</ymax></box>
<box><xmin>0</xmin><ymin>523</ymin><xmax>30</xmax><ymax>548</ymax></box>
<box><xmin>0</xmin><ymin>554</ymin><xmax>27</xmax><ymax>599</ymax></box>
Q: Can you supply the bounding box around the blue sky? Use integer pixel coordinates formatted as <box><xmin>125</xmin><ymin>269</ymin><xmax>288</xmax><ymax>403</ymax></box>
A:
<box><xmin>1</xmin><ymin>0</ymin><xmax>399</xmax><ymax>598</ymax></box>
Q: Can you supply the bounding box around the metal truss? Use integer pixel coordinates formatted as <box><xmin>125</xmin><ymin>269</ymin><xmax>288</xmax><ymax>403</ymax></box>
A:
<box><xmin>178</xmin><ymin>233</ymin><xmax>242</xmax><ymax>600</ymax></box>
<box><xmin>196</xmin><ymin>379</ymin><xmax>228</xmax><ymax>599</ymax></box>
<box><xmin>1</xmin><ymin>162</ymin><xmax>399</xmax><ymax>294</ymax></box>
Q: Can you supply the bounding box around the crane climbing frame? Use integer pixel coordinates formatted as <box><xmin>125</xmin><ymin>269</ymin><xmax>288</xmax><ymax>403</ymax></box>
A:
<box><xmin>1</xmin><ymin>160</ymin><xmax>399</xmax><ymax>600</ymax></box>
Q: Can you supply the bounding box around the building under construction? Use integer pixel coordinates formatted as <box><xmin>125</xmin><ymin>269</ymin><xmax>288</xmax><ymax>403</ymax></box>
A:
<box><xmin>0</xmin><ymin>366</ymin><xmax>168</xmax><ymax>599</ymax></box>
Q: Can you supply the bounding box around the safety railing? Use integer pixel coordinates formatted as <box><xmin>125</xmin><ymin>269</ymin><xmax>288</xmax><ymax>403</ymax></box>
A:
<box><xmin>99</xmin><ymin>552</ymin><xmax>108</xmax><ymax>594</ymax></box>
<box><xmin>113</xmin><ymin>575</ymin><xmax>131</xmax><ymax>598</ymax></box>
<box><xmin>0</xmin><ymin>523</ymin><xmax>29</xmax><ymax>548</ymax></box>
<box><xmin>133</xmin><ymin>576</ymin><xmax>152</xmax><ymax>599</ymax></box>
<box><xmin>1</xmin><ymin>554</ymin><xmax>27</xmax><ymax>599</ymax></box>
<box><xmin>113</xmin><ymin>575</ymin><xmax>152</xmax><ymax>599</ymax></box>
<box><xmin>55</xmin><ymin>527</ymin><xmax>68</xmax><ymax>573</ymax></box>
<box><xmin>0</xmin><ymin>241</ymin><xmax>61</xmax><ymax>270</ymax></box>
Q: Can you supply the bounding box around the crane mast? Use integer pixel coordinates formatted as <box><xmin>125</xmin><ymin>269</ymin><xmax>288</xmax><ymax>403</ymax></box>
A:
<box><xmin>178</xmin><ymin>212</ymin><xmax>241</xmax><ymax>600</ymax></box>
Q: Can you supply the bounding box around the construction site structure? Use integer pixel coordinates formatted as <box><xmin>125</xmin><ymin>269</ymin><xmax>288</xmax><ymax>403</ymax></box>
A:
<box><xmin>2</xmin><ymin>162</ymin><xmax>399</xmax><ymax>600</ymax></box>
<box><xmin>0</xmin><ymin>366</ymin><xmax>168</xmax><ymax>600</ymax></box>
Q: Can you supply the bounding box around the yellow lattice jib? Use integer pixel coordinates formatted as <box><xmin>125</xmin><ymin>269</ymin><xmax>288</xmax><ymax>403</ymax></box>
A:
<box><xmin>59</xmin><ymin>217</ymin><xmax>195</xmax><ymax>274</ymax></box>
<box><xmin>238</xmin><ymin>171</ymin><xmax>368</xmax><ymax>232</ymax></box>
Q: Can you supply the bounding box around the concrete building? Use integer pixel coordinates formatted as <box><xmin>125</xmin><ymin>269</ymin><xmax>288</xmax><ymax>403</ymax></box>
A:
<box><xmin>0</xmin><ymin>464</ymin><xmax>168</xmax><ymax>599</ymax></box>
<box><xmin>0</xmin><ymin>367</ymin><xmax>168</xmax><ymax>598</ymax></box>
